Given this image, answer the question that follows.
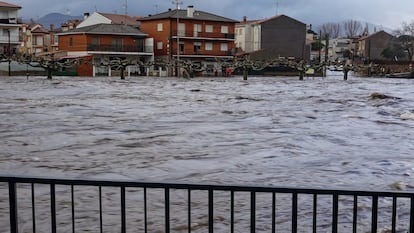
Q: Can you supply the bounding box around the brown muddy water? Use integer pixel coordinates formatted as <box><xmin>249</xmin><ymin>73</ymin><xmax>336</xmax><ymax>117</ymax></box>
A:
<box><xmin>0</xmin><ymin>74</ymin><xmax>414</xmax><ymax>232</ymax></box>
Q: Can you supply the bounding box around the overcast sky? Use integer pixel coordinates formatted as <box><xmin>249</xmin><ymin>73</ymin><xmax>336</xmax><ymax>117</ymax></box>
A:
<box><xmin>10</xmin><ymin>0</ymin><xmax>414</xmax><ymax>30</ymax></box>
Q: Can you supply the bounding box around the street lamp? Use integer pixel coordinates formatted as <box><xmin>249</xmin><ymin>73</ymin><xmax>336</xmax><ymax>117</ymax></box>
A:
<box><xmin>173</xmin><ymin>0</ymin><xmax>182</xmax><ymax>77</ymax></box>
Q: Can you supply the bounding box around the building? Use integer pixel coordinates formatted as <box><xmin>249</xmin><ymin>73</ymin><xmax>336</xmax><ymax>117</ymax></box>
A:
<box><xmin>140</xmin><ymin>6</ymin><xmax>238</xmax><ymax>76</ymax></box>
<box><xmin>0</xmin><ymin>1</ymin><xmax>21</xmax><ymax>56</ymax></box>
<box><xmin>20</xmin><ymin>23</ymin><xmax>53</xmax><ymax>55</ymax></box>
<box><xmin>57</xmin><ymin>23</ymin><xmax>153</xmax><ymax>76</ymax></box>
<box><xmin>235</xmin><ymin>15</ymin><xmax>307</xmax><ymax>60</ymax></box>
<box><xmin>77</xmin><ymin>12</ymin><xmax>141</xmax><ymax>29</ymax></box>
<box><xmin>357</xmin><ymin>30</ymin><xmax>394</xmax><ymax>62</ymax></box>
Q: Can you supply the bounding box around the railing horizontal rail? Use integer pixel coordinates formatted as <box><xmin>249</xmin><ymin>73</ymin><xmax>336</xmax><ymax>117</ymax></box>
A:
<box><xmin>1</xmin><ymin>175</ymin><xmax>414</xmax><ymax>233</ymax></box>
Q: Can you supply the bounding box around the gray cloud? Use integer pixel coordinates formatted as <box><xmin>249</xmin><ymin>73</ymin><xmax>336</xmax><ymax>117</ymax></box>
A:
<box><xmin>11</xmin><ymin>0</ymin><xmax>414</xmax><ymax>30</ymax></box>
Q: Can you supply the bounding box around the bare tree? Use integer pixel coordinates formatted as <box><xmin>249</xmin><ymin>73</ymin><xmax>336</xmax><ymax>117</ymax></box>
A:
<box><xmin>343</xmin><ymin>20</ymin><xmax>363</xmax><ymax>38</ymax></box>
<box><xmin>394</xmin><ymin>20</ymin><xmax>414</xmax><ymax>61</ymax></box>
<box><xmin>319</xmin><ymin>23</ymin><xmax>341</xmax><ymax>38</ymax></box>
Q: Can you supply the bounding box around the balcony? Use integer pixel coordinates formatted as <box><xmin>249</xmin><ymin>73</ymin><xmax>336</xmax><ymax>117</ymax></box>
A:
<box><xmin>173</xmin><ymin>48</ymin><xmax>234</xmax><ymax>57</ymax></box>
<box><xmin>172</xmin><ymin>30</ymin><xmax>235</xmax><ymax>40</ymax></box>
<box><xmin>87</xmin><ymin>44</ymin><xmax>152</xmax><ymax>53</ymax></box>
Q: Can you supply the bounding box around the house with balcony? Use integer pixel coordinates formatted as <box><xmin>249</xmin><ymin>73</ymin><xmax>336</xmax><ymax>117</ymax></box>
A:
<box><xmin>0</xmin><ymin>1</ymin><xmax>21</xmax><ymax>56</ymax></box>
<box><xmin>57</xmin><ymin>23</ymin><xmax>153</xmax><ymax>76</ymax></box>
<box><xmin>236</xmin><ymin>15</ymin><xmax>307</xmax><ymax>60</ymax></box>
<box><xmin>20</xmin><ymin>23</ymin><xmax>53</xmax><ymax>55</ymax></box>
<box><xmin>140</xmin><ymin>6</ymin><xmax>238</xmax><ymax>76</ymax></box>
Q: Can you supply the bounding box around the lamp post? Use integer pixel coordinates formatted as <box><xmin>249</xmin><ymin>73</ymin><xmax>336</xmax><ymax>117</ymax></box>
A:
<box><xmin>7</xmin><ymin>29</ymin><xmax>11</xmax><ymax>76</ymax></box>
<box><xmin>173</xmin><ymin>0</ymin><xmax>182</xmax><ymax>77</ymax></box>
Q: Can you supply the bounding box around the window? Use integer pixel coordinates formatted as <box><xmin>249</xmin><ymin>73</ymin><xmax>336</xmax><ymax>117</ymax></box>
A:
<box><xmin>157</xmin><ymin>41</ymin><xmax>163</xmax><ymax>50</ymax></box>
<box><xmin>112</xmin><ymin>38</ymin><xmax>123</xmax><ymax>51</ymax></box>
<box><xmin>178</xmin><ymin>23</ymin><xmax>185</xmax><ymax>36</ymax></box>
<box><xmin>157</xmin><ymin>23</ymin><xmax>163</xmax><ymax>32</ymax></box>
<box><xmin>220</xmin><ymin>43</ymin><xmax>228</xmax><ymax>51</ymax></box>
<box><xmin>91</xmin><ymin>37</ymin><xmax>100</xmax><ymax>45</ymax></box>
<box><xmin>69</xmin><ymin>37</ymin><xmax>73</xmax><ymax>47</ymax></box>
<box><xmin>221</xmin><ymin>25</ymin><xmax>229</xmax><ymax>33</ymax></box>
<box><xmin>194</xmin><ymin>42</ymin><xmax>202</xmax><ymax>53</ymax></box>
<box><xmin>205</xmin><ymin>25</ymin><xmax>213</xmax><ymax>33</ymax></box>
<box><xmin>205</xmin><ymin>42</ymin><xmax>213</xmax><ymax>51</ymax></box>
<box><xmin>179</xmin><ymin>42</ymin><xmax>184</xmax><ymax>53</ymax></box>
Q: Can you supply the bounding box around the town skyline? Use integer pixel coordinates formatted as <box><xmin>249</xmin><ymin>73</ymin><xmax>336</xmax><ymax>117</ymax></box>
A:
<box><xmin>9</xmin><ymin>0</ymin><xmax>414</xmax><ymax>30</ymax></box>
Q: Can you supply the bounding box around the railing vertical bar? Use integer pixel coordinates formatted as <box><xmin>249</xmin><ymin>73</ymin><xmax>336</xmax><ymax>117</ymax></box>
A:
<box><xmin>9</xmin><ymin>181</ymin><xmax>18</xmax><ymax>233</ymax></box>
<box><xmin>410</xmin><ymin>195</ymin><xmax>414</xmax><ymax>233</ymax></box>
<box><xmin>371</xmin><ymin>195</ymin><xmax>378</xmax><ymax>233</ymax></box>
<box><xmin>144</xmin><ymin>187</ymin><xmax>147</xmax><ymax>233</ymax></box>
<box><xmin>292</xmin><ymin>192</ymin><xmax>297</xmax><ymax>233</ymax></box>
<box><xmin>332</xmin><ymin>194</ymin><xmax>338</xmax><ymax>233</ymax></box>
<box><xmin>250</xmin><ymin>191</ymin><xmax>256</xmax><ymax>233</ymax></box>
<box><xmin>313</xmin><ymin>194</ymin><xmax>317</xmax><ymax>233</ymax></box>
<box><xmin>188</xmin><ymin>189</ymin><xmax>191</xmax><ymax>233</ymax></box>
<box><xmin>71</xmin><ymin>185</ymin><xmax>75</xmax><ymax>233</ymax></box>
<box><xmin>208</xmin><ymin>189</ymin><xmax>214</xmax><ymax>233</ymax></box>
<box><xmin>31</xmin><ymin>183</ymin><xmax>36</xmax><ymax>233</ymax></box>
<box><xmin>353</xmin><ymin>195</ymin><xmax>357</xmax><ymax>233</ymax></box>
<box><xmin>99</xmin><ymin>186</ymin><xmax>103</xmax><ymax>233</ymax></box>
<box><xmin>121</xmin><ymin>186</ymin><xmax>126</xmax><ymax>233</ymax></box>
<box><xmin>391</xmin><ymin>196</ymin><xmax>397</xmax><ymax>233</ymax></box>
<box><xmin>165</xmin><ymin>188</ymin><xmax>170</xmax><ymax>233</ymax></box>
<box><xmin>231</xmin><ymin>190</ymin><xmax>234</xmax><ymax>233</ymax></box>
<box><xmin>272</xmin><ymin>192</ymin><xmax>276</xmax><ymax>233</ymax></box>
<box><xmin>50</xmin><ymin>183</ymin><xmax>56</xmax><ymax>233</ymax></box>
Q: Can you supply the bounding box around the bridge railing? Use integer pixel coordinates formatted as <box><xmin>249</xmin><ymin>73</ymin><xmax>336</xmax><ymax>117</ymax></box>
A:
<box><xmin>0</xmin><ymin>175</ymin><xmax>413</xmax><ymax>233</ymax></box>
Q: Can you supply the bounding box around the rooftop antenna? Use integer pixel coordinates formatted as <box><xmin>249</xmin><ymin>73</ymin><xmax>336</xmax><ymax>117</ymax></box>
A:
<box><xmin>123</xmin><ymin>0</ymin><xmax>128</xmax><ymax>15</ymax></box>
<box><xmin>275</xmin><ymin>0</ymin><xmax>279</xmax><ymax>15</ymax></box>
<box><xmin>155</xmin><ymin>4</ymin><xmax>159</xmax><ymax>13</ymax></box>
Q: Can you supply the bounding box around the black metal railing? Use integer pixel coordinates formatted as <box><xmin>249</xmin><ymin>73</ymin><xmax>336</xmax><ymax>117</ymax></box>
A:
<box><xmin>0</xmin><ymin>175</ymin><xmax>413</xmax><ymax>233</ymax></box>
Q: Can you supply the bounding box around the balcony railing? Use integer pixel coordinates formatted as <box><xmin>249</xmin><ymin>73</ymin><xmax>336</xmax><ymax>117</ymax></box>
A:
<box><xmin>87</xmin><ymin>44</ymin><xmax>153</xmax><ymax>53</ymax></box>
<box><xmin>1</xmin><ymin>175</ymin><xmax>414</xmax><ymax>233</ymax></box>
<box><xmin>173</xmin><ymin>48</ymin><xmax>234</xmax><ymax>57</ymax></box>
<box><xmin>172</xmin><ymin>30</ymin><xmax>235</xmax><ymax>40</ymax></box>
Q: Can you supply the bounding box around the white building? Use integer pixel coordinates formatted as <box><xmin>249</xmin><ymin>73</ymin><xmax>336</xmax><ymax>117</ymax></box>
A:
<box><xmin>0</xmin><ymin>1</ymin><xmax>21</xmax><ymax>55</ymax></box>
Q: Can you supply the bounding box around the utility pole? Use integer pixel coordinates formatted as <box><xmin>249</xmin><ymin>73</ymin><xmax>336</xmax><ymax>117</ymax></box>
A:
<box><xmin>173</xmin><ymin>0</ymin><xmax>183</xmax><ymax>77</ymax></box>
<box><xmin>7</xmin><ymin>29</ymin><xmax>11</xmax><ymax>76</ymax></box>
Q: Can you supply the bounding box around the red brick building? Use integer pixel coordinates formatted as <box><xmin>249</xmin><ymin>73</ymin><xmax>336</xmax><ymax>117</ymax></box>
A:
<box><xmin>140</xmin><ymin>6</ymin><xmax>238</xmax><ymax>76</ymax></box>
<box><xmin>57</xmin><ymin>23</ymin><xmax>153</xmax><ymax>76</ymax></box>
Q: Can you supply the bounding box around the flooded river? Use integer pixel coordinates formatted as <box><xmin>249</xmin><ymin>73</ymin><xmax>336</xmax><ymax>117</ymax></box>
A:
<box><xmin>1</xmin><ymin>73</ymin><xmax>414</xmax><ymax>232</ymax></box>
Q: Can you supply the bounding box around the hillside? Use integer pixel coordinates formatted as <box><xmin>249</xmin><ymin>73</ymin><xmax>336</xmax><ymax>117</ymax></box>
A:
<box><xmin>32</xmin><ymin>13</ymin><xmax>83</xmax><ymax>28</ymax></box>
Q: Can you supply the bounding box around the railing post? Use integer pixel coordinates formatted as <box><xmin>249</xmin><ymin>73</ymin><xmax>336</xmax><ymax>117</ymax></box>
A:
<box><xmin>332</xmin><ymin>194</ymin><xmax>338</xmax><ymax>233</ymax></box>
<box><xmin>121</xmin><ymin>186</ymin><xmax>126</xmax><ymax>233</ymax></box>
<box><xmin>209</xmin><ymin>189</ymin><xmax>214</xmax><ymax>233</ymax></box>
<box><xmin>292</xmin><ymin>192</ymin><xmax>297</xmax><ymax>233</ymax></box>
<box><xmin>371</xmin><ymin>195</ymin><xmax>378</xmax><ymax>233</ymax></box>
<box><xmin>9</xmin><ymin>181</ymin><xmax>18</xmax><ymax>233</ymax></box>
<box><xmin>165</xmin><ymin>188</ymin><xmax>170</xmax><ymax>233</ymax></box>
<box><xmin>410</xmin><ymin>195</ymin><xmax>414</xmax><ymax>233</ymax></box>
<box><xmin>50</xmin><ymin>183</ymin><xmax>56</xmax><ymax>233</ymax></box>
<box><xmin>250</xmin><ymin>191</ymin><xmax>256</xmax><ymax>233</ymax></box>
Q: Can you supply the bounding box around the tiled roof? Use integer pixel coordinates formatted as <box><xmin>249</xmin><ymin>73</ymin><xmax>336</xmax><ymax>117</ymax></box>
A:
<box><xmin>99</xmin><ymin>13</ymin><xmax>142</xmax><ymax>26</ymax></box>
<box><xmin>57</xmin><ymin>23</ymin><xmax>147</xmax><ymax>36</ymax></box>
<box><xmin>237</xmin><ymin>15</ymin><xmax>305</xmax><ymax>26</ymax></box>
<box><xmin>142</xmin><ymin>9</ymin><xmax>238</xmax><ymax>23</ymax></box>
<box><xmin>0</xmin><ymin>1</ymin><xmax>21</xmax><ymax>8</ymax></box>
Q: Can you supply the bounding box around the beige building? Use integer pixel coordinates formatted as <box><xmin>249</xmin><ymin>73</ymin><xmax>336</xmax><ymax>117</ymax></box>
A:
<box><xmin>0</xmin><ymin>1</ymin><xmax>21</xmax><ymax>56</ymax></box>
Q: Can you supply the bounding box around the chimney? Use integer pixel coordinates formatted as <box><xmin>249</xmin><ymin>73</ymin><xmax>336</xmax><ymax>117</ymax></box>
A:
<box><xmin>243</xmin><ymin>16</ymin><xmax>247</xmax><ymax>23</ymax></box>
<box><xmin>84</xmin><ymin>12</ymin><xmax>90</xmax><ymax>20</ymax></box>
<box><xmin>187</xmin><ymin>5</ymin><xmax>194</xmax><ymax>17</ymax></box>
<box><xmin>50</xmin><ymin>24</ymin><xmax>54</xmax><ymax>32</ymax></box>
